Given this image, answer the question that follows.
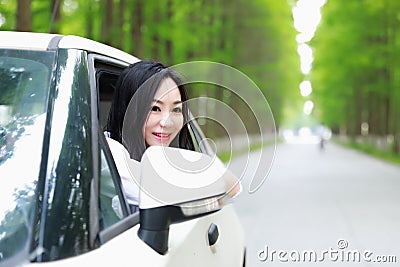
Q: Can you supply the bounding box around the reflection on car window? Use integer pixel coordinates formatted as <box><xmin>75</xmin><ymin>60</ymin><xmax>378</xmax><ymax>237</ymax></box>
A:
<box><xmin>99</xmin><ymin>148</ymin><xmax>126</xmax><ymax>229</ymax></box>
<box><xmin>0</xmin><ymin>50</ymin><xmax>55</xmax><ymax>261</ymax></box>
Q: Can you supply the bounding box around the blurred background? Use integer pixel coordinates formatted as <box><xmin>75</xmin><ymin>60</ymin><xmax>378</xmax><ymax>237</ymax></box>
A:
<box><xmin>1</xmin><ymin>0</ymin><xmax>399</xmax><ymax>160</ymax></box>
<box><xmin>2</xmin><ymin>2</ymin><xmax>400</xmax><ymax>266</ymax></box>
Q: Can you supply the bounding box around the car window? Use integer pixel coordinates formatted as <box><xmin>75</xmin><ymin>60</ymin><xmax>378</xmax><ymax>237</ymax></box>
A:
<box><xmin>95</xmin><ymin>62</ymin><xmax>124</xmax><ymax>129</ymax></box>
<box><xmin>94</xmin><ymin>61</ymin><xmax>207</xmax><ymax>153</ymax></box>
<box><xmin>92</xmin><ymin>59</ymin><xmax>213</xmax><ymax>224</ymax></box>
<box><xmin>188</xmin><ymin>120</ymin><xmax>215</xmax><ymax>156</ymax></box>
<box><xmin>92</xmin><ymin>59</ymin><xmax>135</xmax><ymax>233</ymax></box>
<box><xmin>99</xmin><ymin>146</ymin><xmax>127</xmax><ymax>229</ymax></box>
<box><xmin>0</xmin><ymin>50</ymin><xmax>55</xmax><ymax>262</ymax></box>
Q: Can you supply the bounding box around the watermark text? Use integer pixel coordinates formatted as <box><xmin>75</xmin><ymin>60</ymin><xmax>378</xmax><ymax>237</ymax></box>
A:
<box><xmin>258</xmin><ymin>239</ymin><xmax>397</xmax><ymax>263</ymax></box>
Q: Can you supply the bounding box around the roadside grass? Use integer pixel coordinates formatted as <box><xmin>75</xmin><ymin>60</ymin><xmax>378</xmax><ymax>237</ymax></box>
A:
<box><xmin>217</xmin><ymin>137</ymin><xmax>400</xmax><ymax>165</ymax></box>
<box><xmin>335</xmin><ymin>139</ymin><xmax>400</xmax><ymax>166</ymax></box>
<box><xmin>217</xmin><ymin>140</ymin><xmax>273</xmax><ymax>163</ymax></box>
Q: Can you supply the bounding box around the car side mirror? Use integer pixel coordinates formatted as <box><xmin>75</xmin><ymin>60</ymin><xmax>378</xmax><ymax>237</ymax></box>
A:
<box><xmin>137</xmin><ymin>146</ymin><xmax>238</xmax><ymax>255</ymax></box>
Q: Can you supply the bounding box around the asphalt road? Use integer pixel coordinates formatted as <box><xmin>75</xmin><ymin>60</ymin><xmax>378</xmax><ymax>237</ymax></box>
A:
<box><xmin>229</xmin><ymin>139</ymin><xmax>400</xmax><ymax>267</ymax></box>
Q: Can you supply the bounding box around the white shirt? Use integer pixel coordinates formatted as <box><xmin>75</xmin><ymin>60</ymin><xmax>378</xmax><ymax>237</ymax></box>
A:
<box><xmin>105</xmin><ymin>133</ymin><xmax>139</xmax><ymax>206</ymax></box>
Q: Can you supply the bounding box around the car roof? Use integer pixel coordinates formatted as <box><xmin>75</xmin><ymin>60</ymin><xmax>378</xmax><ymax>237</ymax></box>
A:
<box><xmin>0</xmin><ymin>31</ymin><xmax>139</xmax><ymax>64</ymax></box>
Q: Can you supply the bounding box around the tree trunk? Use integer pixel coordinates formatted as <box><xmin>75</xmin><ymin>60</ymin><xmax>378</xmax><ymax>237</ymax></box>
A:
<box><xmin>16</xmin><ymin>0</ymin><xmax>32</xmax><ymax>31</ymax></box>
<box><xmin>131</xmin><ymin>0</ymin><xmax>143</xmax><ymax>57</ymax></box>
<box><xmin>352</xmin><ymin>84</ymin><xmax>362</xmax><ymax>137</ymax></box>
<box><xmin>85</xmin><ymin>0</ymin><xmax>94</xmax><ymax>39</ymax></box>
<box><xmin>165</xmin><ymin>0</ymin><xmax>173</xmax><ymax>64</ymax></box>
<box><xmin>151</xmin><ymin>4</ymin><xmax>161</xmax><ymax>60</ymax></box>
<box><xmin>117</xmin><ymin>0</ymin><xmax>125</xmax><ymax>50</ymax></box>
<box><xmin>100</xmin><ymin>0</ymin><xmax>113</xmax><ymax>45</ymax></box>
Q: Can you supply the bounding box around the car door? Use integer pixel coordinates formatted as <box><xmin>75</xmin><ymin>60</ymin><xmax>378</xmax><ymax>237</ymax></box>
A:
<box><xmin>82</xmin><ymin>56</ymin><xmax>245</xmax><ymax>266</ymax></box>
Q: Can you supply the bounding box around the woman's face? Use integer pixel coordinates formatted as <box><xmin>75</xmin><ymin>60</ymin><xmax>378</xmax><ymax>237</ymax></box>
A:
<box><xmin>143</xmin><ymin>77</ymin><xmax>184</xmax><ymax>147</ymax></box>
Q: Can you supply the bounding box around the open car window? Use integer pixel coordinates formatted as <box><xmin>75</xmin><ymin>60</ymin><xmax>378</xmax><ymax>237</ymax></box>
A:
<box><xmin>89</xmin><ymin>57</ymin><xmax>137</xmax><ymax>243</ymax></box>
<box><xmin>92</xmin><ymin>58</ymin><xmax>216</xmax><ymax>241</ymax></box>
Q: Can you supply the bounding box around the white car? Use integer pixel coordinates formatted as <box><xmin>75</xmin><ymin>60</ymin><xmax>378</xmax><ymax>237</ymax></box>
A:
<box><xmin>0</xmin><ymin>31</ymin><xmax>245</xmax><ymax>266</ymax></box>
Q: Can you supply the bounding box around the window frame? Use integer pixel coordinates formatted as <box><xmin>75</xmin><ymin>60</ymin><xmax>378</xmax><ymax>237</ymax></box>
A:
<box><xmin>188</xmin><ymin>119</ymin><xmax>215</xmax><ymax>156</ymax></box>
<box><xmin>88</xmin><ymin>54</ymin><xmax>138</xmax><ymax>245</ymax></box>
<box><xmin>87</xmin><ymin>54</ymin><xmax>215</xmax><ymax>244</ymax></box>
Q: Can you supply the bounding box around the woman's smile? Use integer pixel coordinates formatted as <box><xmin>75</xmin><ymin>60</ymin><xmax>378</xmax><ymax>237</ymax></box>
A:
<box><xmin>143</xmin><ymin>77</ymin><xmax>183</xmax><ymax>147</ymax></box>
<box><xmin>152</xmin><ymin>131</ymin><xmax>171</xmax><ymax>142</ymax></box>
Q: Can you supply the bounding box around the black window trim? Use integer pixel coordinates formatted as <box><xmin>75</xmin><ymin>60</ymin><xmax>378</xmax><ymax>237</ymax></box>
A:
<box><xmin>88</xmin><ymin>54</ymin><xmax>138</xmax><ymax>244</ymax></box>
<box><xmin>98</xmin><ymin>213</ymin><xmax>140</xmax><ymax>244</ymax></box>
<box><xmin>188</xmin><ymin>118</ymin><xmax>214</xmax><ymax>156</ymax></box>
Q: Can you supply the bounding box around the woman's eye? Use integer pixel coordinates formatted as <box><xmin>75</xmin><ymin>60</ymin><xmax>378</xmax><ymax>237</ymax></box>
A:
<box><xmin>173</xmin><ymin>107</ymin><xmax>182</xmax><ymax>113</ymax></box>
<box><xmin>151</xmin><ymin>106</ymin><xmax>161</xmax><ymax>112</ymax></box>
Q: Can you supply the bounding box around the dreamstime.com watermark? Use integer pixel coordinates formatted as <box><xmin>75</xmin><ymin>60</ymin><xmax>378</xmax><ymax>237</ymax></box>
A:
<box><xmin>258</xmin><ymin>239</ymin><xmax>397</xmax><ymax>263</ymax></box>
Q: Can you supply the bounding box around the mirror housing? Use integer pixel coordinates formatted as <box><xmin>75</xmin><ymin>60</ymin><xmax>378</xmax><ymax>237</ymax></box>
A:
<box><xmin>136</xmin><ymin>146</ymin><xmax>237</xmax><ymax>255</ymax></box>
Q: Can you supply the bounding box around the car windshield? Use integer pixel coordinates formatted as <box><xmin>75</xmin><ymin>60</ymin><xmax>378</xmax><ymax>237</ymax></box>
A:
<box><xmin>0</xmin><ymin>49</ymin><xmax>55</xmax><ymax>262</ymax></box>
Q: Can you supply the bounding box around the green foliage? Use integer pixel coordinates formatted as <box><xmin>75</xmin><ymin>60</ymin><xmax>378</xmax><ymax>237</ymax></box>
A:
<box><xmin>335</xmin><ymin>138</ymin><xmax>400</xmax><ymax>166</ymax></box>
<box><xmin>0</xmin><ymin>0</ymin><xmax>16</xmax><ymax>30</ymax></box>
<box><xmin>311</xmin><ymin>0</ymin><xmax>400</xmax><ymax>153</ymax></box>
<box><xmin>0</xmin><ymin>0</ymin><xmax>300</xmax><ymax>135</ymax></box>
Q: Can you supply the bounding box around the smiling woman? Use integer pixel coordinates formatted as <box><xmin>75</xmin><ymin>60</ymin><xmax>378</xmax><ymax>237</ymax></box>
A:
<box><xmin>104</xmin><ymin>60</ymin><xmax>195</xmax><ymax>211</ymax></box>
<box><xmin>143</xmin><ymin>77</ymin><xmax>184</xmax><ymax>147</ymax></box>
<box><xmin>105</xmin><ymin>60</ymin><xmax>195</xmax><ymax>161</ymax></box>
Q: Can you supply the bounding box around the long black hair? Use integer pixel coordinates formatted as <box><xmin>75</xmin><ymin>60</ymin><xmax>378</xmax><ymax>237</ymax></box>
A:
<box><xmin>105</xmin><ymin>60</ymin><xmax>194</xmax><ymax>161</ymax></box>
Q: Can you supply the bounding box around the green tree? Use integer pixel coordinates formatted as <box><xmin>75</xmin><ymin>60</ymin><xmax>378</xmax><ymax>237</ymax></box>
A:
<box><xmin>0</xmin><ymin>0</ymin><xmax>300</xmax><ymax>135</ymax></box>
<box><xmin>312</xmin><ymin>0</ymin><xmax>400</xmax><ymax>154</ymax></box>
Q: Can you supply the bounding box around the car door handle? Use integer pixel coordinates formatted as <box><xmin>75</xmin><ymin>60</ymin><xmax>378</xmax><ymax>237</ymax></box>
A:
<box><xmin>207</xmin><ymin>223</ymin><xmax>219</xmax><ymax>246</ymax></box>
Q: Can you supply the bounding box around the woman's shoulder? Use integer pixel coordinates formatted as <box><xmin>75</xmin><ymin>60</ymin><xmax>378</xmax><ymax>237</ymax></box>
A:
<box><xmin>104</xmin><ymin>132</ymin><xmax>126</xmax><ymax>159</ymax></box>
<box><xmin>104</xmin><ymin>131</ymin><xmax>140</xmax><ymax>175</ymax></box>
<box><xmin>103</xmin><ymin>133</ymin><xmax>140</xmax><ymax>206</ymax></box>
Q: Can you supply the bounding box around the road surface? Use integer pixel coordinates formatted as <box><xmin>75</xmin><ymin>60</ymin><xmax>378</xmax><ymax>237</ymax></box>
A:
<box><xmin>229</xmin><ymin>140</ymin><xmax>400</xmax><ymax>266</ymax></box>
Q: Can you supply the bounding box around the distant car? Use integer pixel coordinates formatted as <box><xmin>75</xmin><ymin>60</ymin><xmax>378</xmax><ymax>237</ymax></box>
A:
<box><xmin>0</xmin><ymin>31</ymin><xmax>245</xmax><ymax>266</ymax></box>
